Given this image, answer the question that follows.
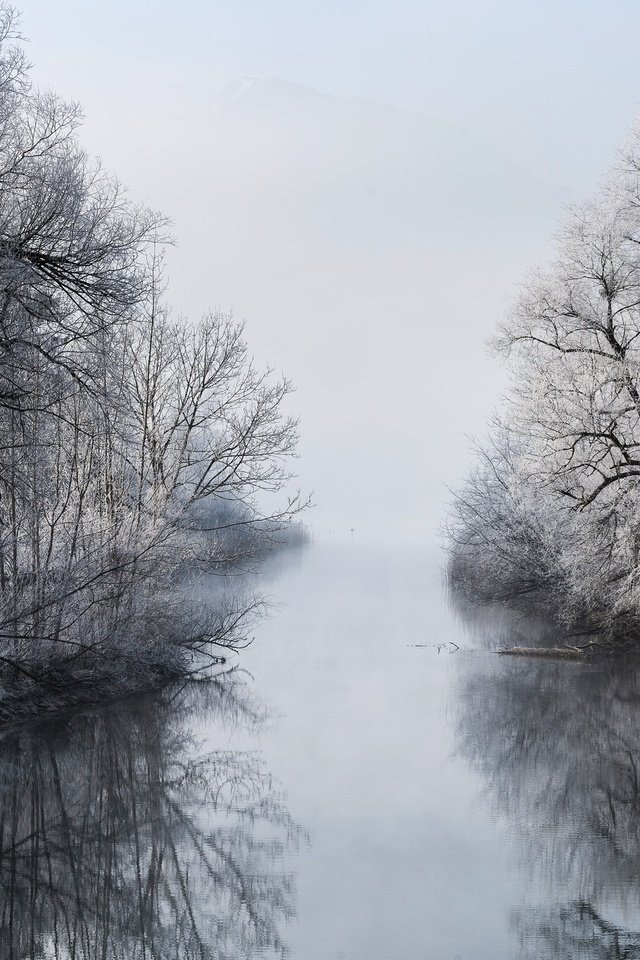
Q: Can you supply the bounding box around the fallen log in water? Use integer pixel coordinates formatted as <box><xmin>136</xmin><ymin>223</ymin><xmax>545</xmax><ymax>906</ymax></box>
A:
<box><xmin>498</xmin><ymin>646</ymin><xmax>585</xmax><ymax>660</ymax></box>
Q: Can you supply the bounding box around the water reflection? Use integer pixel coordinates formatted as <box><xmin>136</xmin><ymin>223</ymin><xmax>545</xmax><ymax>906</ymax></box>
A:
<box><xmin>513</xmin><ymin>901</ymin><xmax>640</xmax><ymax>958</ymax></box>
<box><xmin>0</xmin><ymin>670</ymin><xmax>298</xmax><ymax>959</ymax></box>
<box><xmin>455</xmin><ymin>599</ymin><xmax>640</xmax><ymax>956</ymax></box>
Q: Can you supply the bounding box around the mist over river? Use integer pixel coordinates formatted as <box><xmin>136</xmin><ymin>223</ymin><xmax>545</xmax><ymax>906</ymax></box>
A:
<box><xmin>0</xmin><ymin>538</ymin><xmax>637</xmax><ymax>958</ymax></box>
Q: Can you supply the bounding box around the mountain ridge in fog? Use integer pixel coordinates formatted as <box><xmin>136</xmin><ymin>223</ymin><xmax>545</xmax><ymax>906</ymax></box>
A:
<box><xmin>219</xmin><ymin>73</ymin><xmax>563</xmax><ymax>187</ymax></box>
<box><xmin>202</xmin><ymin>74</ymin><xmax>563</xmax><ymax>256</ymax></box>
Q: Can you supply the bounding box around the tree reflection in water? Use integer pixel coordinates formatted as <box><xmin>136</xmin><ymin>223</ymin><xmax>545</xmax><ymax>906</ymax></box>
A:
<box><xmin>456</xmin><ymin>606</ymin><xmax>640</xmax><ymax>958</ymax></box>
<box><xmin>0</xmin><ymin>669</ymin><xmax>299</xmax><ymax>959</ymax></box>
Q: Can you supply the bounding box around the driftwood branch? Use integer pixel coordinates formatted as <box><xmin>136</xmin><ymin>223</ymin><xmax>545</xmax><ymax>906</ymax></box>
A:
<box><xmin>498</xmin><ymin>646</ymin><xmax>585</xmax><ymax>660</ymax></box>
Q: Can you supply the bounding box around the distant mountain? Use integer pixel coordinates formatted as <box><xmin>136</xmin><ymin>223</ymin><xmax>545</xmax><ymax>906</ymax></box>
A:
<box><xmin>219</xmin><ymin>76</ymin><xmax>324</xmax><ymax>105</ymax></box>
<box><xmin>204</xmin><ymin>75</ymin><xmax>561</xmax><ymax>252</ymax></box>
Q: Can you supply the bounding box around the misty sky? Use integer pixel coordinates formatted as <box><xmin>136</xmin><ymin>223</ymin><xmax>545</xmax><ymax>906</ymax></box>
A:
<box><xmin>14</xmin><ymin>1</ymin><xmax>640</xmax><ymax>543</ymax></box>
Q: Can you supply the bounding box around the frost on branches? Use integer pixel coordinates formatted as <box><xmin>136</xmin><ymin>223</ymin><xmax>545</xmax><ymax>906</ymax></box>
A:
<box><xmin>0</xmin><ymin>6</ymin><xmax>303</xmax><ymax>711</ymax></box>
<box><xmin>448</xmin><ymin>127</ymin><xmax>640</xmax><ymax>646</ymax></box>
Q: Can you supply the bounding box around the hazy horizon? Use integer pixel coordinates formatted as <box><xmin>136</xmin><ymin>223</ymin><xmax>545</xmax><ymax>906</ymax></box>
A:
<box><xmin>14</xmin><ymin>0</ymin><xmax>640</xmax><ymax>543</ymax></box>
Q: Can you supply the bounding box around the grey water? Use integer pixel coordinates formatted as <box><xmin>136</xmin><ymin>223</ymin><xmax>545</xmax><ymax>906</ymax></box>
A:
<box><xmin>0</xmin><ymin>539</ymin><xmax>638</xmax><ymax>958</ymax></box>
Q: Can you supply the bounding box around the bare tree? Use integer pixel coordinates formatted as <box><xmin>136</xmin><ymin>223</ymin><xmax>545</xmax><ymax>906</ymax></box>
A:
<box><xmin>448</xmin><ymin>124</ymin><xmax>640</xmax><ymax>639</ymax></box>
<box><xmin>0</xmin><ymin>6</ymin><xmax>304</xmax><ymax>708</ymax></box>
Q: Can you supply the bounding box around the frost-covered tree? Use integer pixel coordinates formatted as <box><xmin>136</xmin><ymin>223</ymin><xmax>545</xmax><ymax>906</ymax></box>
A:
<box><xmin>448</xmin><ymin>125</ymin><xmax>640</xmax><ymax>641</ymax></box>
<box><xmin>0</xmin><ymin>6</ymin><xmax>302</xmax><ymax>703</ymax></box>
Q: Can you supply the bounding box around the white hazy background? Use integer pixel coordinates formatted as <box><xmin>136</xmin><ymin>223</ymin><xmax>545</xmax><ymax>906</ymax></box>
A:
<box><xmin>17</xmin><ymin>0</ymin><xmax>640</xmax><ymax>544</ymax></box>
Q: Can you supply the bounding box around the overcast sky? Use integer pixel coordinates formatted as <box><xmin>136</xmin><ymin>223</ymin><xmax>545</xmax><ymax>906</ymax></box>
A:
<box><xmin>13</xmin><ymin>1</ymin><xmax>640</xmax><ymax>543</ymax></box>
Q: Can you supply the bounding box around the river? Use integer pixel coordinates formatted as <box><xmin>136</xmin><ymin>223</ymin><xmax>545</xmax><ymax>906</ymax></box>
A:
<box><xmin>0</xmin><ymin>539</ymin><xmax>637</xmax><ymax>958</ymax></box>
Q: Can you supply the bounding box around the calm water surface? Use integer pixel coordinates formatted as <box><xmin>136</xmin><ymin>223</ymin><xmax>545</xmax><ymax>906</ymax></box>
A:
<box><xmin>0</xmin><ymin>540</ymin><xmax>639</xmax><ymax>958</ymax></box>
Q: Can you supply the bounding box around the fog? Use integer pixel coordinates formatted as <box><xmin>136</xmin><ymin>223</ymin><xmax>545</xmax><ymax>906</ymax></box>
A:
<box><xmin>16</xmin><ymin>0</ymin><xmax>640</xmax><ymax>543</ymax></box>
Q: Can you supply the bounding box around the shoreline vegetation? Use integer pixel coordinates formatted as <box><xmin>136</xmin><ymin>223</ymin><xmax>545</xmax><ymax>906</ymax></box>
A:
<box><xmin>447</xmin><ymin>122</ymin><xmax>640</xmax><ymax>655</ymax></box>
<box><xmin>0</xmin><ymin>6</ymin><xmax>307</xmax><ymax>723</ymax></box>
